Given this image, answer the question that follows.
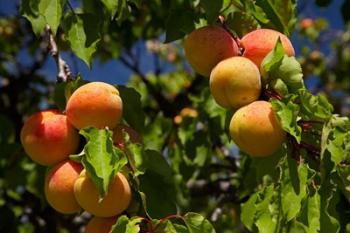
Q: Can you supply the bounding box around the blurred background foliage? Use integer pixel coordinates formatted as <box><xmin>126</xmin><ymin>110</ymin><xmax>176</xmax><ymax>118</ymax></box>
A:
<box><xmin>0</xmin><ymin>0</ymin><xmax>350</xmax><ymax>232</ymax></box>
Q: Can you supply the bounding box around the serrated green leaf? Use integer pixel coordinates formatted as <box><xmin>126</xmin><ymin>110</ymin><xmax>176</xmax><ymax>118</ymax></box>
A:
<box><xmin>272</xmin><ymin>98</ymin><xmax>302</xmax><ymax>142</ymax></box>
<box><xmin>110</xmin><ymin>215</ymin><xmax>142</xmax><ymax>233</ymax></box>
<box><xmin>165</xmin><ymin>221</ymin><xmax>190</xmax><ymax>233</ymax></box>
<box><xmin>281</xmin><ymin>160</ymin><xmax>309</xmax><ymax>221</ymax></box>
<box><xmin>100</xmin><ymin>0</ymin><xmax>119</xmax><ymax>18</ymax></box>
<box><xmin>138</xmin><ymin>170</ymin><xmax>177</xmax><ymax>219</ymax></box>
<box><xmin>80</xmin><ymin>128</ymin><xmax>128</xmax><ymax>197</ymax></box>
<box><xmin>254</xmin><ymin>185</ymin><xmax>277</xmax><ymax>233</ymax></box>
<box><xmin>165</xmin><ymin>8</ymin><xmax>196</xmax><ymax>43</ymax></box>
<box><xmin>20</xmin><ymin>0</ymin><xmax>46</xmax><ymax>36</ymax></box>
<box><xmin>255</xmin><ymin>0</ymin><xmax>297</xmax><ymax>35</ymax></box>
<box><xmin>200</xmin><ymin>0</ymin><xmax>223</xmax><ymax>23</ymax></box>
<box><xmin>299</xmin><ymin>90</ymin><xmax>333</xmax><ymax>121</ymax></box>
<box><xmin>262</xmin><ymin>40</ymin><xmax>304</xmax><ymax>95</ymax></box>
<box><xmin>241</xmin><ymin>192</ymin><xmax>258</xmax><ymax>230</ymax></box>
<box><xmin>261</xmin><ymin>39</ymin><xmax>285</xmax><ymax>77</ymax></box>
<box><xmin>183</xmin><ymin>212</ymin><xmax>216</xmax><ymax>233</ymax></box>
<box><xmin>21</xmin><ymin>0</ymin><xmax>66</xmax><ymax>35</ymax></box>
<box><xmin>118</xmin><ymin>86</ymin><xmax>145</xmax><ymax>132</ymax></box>
<box><xmin>321</xmin><ymin>116</ymin><xmax>350</xmax><ymax>165</ymax></box>
<box><xmin>63</xmin><ymin>13</ymin><xmax>101</xmax><ymax>68</ymax></box>
<box><xmin>251</xmin><ymin>147</ymin><xmax>285</xmax><ymax>181</ymax></box>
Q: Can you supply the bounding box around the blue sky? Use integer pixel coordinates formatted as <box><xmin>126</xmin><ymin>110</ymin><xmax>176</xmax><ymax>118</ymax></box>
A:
<box><xmin>0</xmin><ymin>0</ymin><xmax>346</xmax><ymax>86</ymax></box>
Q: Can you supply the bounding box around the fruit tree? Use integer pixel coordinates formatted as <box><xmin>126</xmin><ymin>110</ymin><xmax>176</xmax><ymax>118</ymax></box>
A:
<box><xmin>1</xmin><ymin>0</ymin><xmax>350</xmax><ymax>233</ymax></box>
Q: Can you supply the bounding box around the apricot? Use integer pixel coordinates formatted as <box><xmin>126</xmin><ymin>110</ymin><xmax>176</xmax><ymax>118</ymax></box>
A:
<box><xmin>184</xmin><ymin>26</ymin><xmax>239</xmax><ymax>77</ymax></box>
<box><xmin>113</xmin><ymin>124</ymin><xmax>142</xmax><ymax>149</ymax></box>
<box><xmin>44</xmin><ymin>160</ymin><xmax>83</xmax><ymax>214</ymax></box>
<box><xmin>241</xmin><ymin>29</ymin><xmax>295</xmax><ymax>68</ymax></box>
<box><xmin>209</xmin><ymin>57</ymin><xmax>261</xmax><ymax>109</ymax></box>
<box><xmin>229</xmin><ymin>101</ymin><xmax>286</xmax><ymax>157</ymax></box>
<box><xmin>20</xmin><ymin>110</ymin><xmax>80</xmax><ymax>166</ymax></box>
<box><xmin>74</xmin><ymin>170</ymin><xmax>131</xmax><ymax>217</ymax></box>
<box><xmin>84</xmin><ymin>216</ymin><xmax>117</xmax><ymax>233</ymax></box>
<box><xmin>66</xmin><ymin>82</ymin><xmax>123</xmax><ymax>130</ymax></box>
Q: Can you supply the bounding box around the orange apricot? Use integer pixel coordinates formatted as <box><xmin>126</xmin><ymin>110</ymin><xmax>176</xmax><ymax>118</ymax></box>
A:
<box><xmin>210</xmin><ymin>57</ymin><xmax>261</xmax><ymax>109</ymax></box>
<box><xmin>20</xmin><ymin>110</ymin><xmax>80</xmax><ymax>166</ymax></box>
<box><xmin>241</xmin><ymin>29</ymin><xmax>295</xmax><ymax>68</ymax></box>
<box><xmin>84</xmin><ymin>216</ymin><xmax>117</xmax><ymax>233</ymax></box>
<box><xmin>184</xmin><ymin>26</ymin><xmax>239</xmax><ymax>77</ymax></box>
<box><xmin>44</xmin><ymin>160</ymin><xmax>83</xmax><ymax>214</ymax></box>
<box><xmin>229</xmin><ymin>101</ymin><xmax>286</xmax><ymax>157</ymax></box>
<box><xmin>66</xmin><ymin>82</ymin><xmax>123</xmax><ymax>130</ymax></box>
<box><xmin>74</xmin><ymin>171</ymin><xmax>131</xmax><ymax>217</ymax></box>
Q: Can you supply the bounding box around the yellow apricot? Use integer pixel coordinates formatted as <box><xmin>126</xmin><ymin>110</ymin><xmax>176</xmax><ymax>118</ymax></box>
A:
<box><xmin>44</xmin><ymin>160</ymin><xmax>83</xmax><ymax>214</ymax></box>
<box><xmin>241</xmin><ymin>29</ymin><xmax>295</xmax><ymax>68</ymax></box>
<box><xmin>229</xmin><ymin>101</ymin><xmax>286</xmax><ymax>157</ymax></box>
<box><xmin>84</xmin><ymin>216</ymin><xmax>117</xmax><ymax>233</ymax></box>
<box><xmin>20</xmin><ymin>110</ymin><xmax>80</xmax><ymax>166</ymax></box>
<box><xmin>184</xmin><ymin>26</ymin><xmax>239</xmax><ymax>77</ymax></box>
<box><xmin>66</xmin><ymin>82</ymin><xmax>123</xmax><ymax>130</ymax></box>
<box><xmin>210</xmin><ymin>57</ymin><xmax>261</xmax><ymax>109</ymax></box>
<box><xmin>74</xmin><ymin>171</ymin><xmax>131</xmax><ymax>217</ymax></box>
<box><xmin>112</xmin><ymin>124</ymin><xmax>142</xmax><ymax>149</ymax></box>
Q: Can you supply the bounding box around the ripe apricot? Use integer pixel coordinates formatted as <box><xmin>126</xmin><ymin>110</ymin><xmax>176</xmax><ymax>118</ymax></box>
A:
<box><xmin>184</xmin><ymin>26</ymin><xmax>239</xmax><ymax>77</ymax></box>
<box><xmin>66</xmin><ymin>82</ymin><xmax>123</xmax><ymax>130</ymax></box>
<box><xmin>241</xmin><ymin>29</ymin><xmax>295</xmax><ymax>68</ymax></box>
<box><xmin>44</xmin><ymin>160</ymin><xmax>83</xmax><ymax>214</ymax></box>
<box><xmin>113</xmin><ymin>124</ymin><xmax>142</xmax><ymax>149</ymax></box>
<box><xmin>20</xmin><ymin>110</ymin><xmax>80</xmax><ymax>166</ymax></box>
<box><xmin>229</xmin><ymin>101</ymin><xmax>286</xmax><ymax>157</ymax></box>
<box><xmin>74</xmin><ymin>171</ymin><xmax>131</xmax><ymax>217</ymax></box>
<box><xmin>84</xmin><ymin>216</ymin><xmax>117</xmax><ymax>233</ymax></box>
<box><xmin>210</xmin><ymin>57</ymin><xmax>261</xmax><ymax>109</ymax></box>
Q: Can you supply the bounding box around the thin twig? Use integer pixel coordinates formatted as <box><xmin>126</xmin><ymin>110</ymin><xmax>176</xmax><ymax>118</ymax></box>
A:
<box><xmin>44</xmin><ymin>25</ymin><xmax>72</xmax><ymax>82</ymax></box>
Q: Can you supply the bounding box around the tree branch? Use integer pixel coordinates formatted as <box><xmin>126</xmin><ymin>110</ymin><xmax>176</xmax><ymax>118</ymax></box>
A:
<box><xmin>45</xmin><ymin>25</ymin><xmax>72</xmax><ymax>82</ymax></box>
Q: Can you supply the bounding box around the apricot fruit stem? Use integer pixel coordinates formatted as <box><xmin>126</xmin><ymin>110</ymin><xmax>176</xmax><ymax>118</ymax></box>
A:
<box><xmin>44</xmin><ymin>25</ymin><xmax>72</xmax><ymax>82</ymax></box>
<box><xmin>264</xmin><ymin>89</ymin><xmax>282</xmax><ymax>100</ymax></box>
<box><xmin>217</xmin><ymin>15</ymin><xmax>242</xmax><ymax>55</ymax></box>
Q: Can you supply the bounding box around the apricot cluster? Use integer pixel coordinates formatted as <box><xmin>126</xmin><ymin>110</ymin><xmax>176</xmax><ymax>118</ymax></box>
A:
<box><xmin>21</xmin><ymin>82</ymin><xmax>140</xmax><ymax>232</ymax></box>
<box><xmin>184</xmin><ymin>27</ymin><xmax>294</xmax><ymax>157</ymax></box>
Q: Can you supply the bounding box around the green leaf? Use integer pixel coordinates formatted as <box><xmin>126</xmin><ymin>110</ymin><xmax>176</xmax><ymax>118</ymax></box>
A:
<box><xmin>63</xmin><ymin>13</ymin><xmax>101</xmax><ymax>68</ymax></box>
<box><xmin>138</xmin><ymin>169</ymin><xmax>177</xmax><ymax>219</ymax></box>
<box><xmin>254</xmin><ymin>0</ymin><xmax>297</xmax><ymax>35</ymax></box>
<box><xmin>200</xmin><ymin>0</ymin><xmax>223</xmax><ymax>24</ymax></box>
<box><xmin>262</xmin><ymin>40</ymin><xmax>304</xmax><ymax>95</ymax></box>
<box><xmin>183</xmin><ymin>212</ymin><xmax>216</xmax><ymax>233</ymax></box>
<box><xmin>241</xmin><ymin>192</ymin><xmax>258</xmax><ymax>230</ymax></box>
<box><xmin>272</xmin><ymin>98</ymin><xmax>302</xmax><ymax>143</ymax></box>
<box><xmin>21</xmin><ymin>0</ymin><xmax>66</xmax><ymax>35</ymax></box>
<box><xmin>79</xmin><ymin>128</ymin><xmax>128</xmax><ymax>197</ymax></box>
<box><xmin>100</xmin><ymin>0</ymin><xmax>119</xmax><ymax>18</ymax></box>
<box><xmin>110</xmin><ymin>215</ymin><xmax>142</xmax><ymax>233</ymax></box>
<box><xmin>298</xmin><ymin>90</ymin><xmax>333</xmax><ymax>121</ymax></box>
<box><xmin>100</xmin><ymin>0</ymin><xmax>130</xmax><ymax>21</ymax></box>
<box><xmin>254</xmin><ymin>185</ymin><xmax>277</xmax><ymax>233</ymax></box>
<box><xmin>165</xmin><ymin>222</ymin><xmax>190</xmax><ymax>233</ymax></box>
<box><xmin>118</xmin><ymin>86</ymin><xmax>145</xmax><ymax>132</ymax></box>
<box><xmin>53</xmin><ymin>76</ymin><xmax>87</xmax><ymax>111</ymax></box>
<box><xmin>261</xmin><ymin>39</ymin><xmax>285</xmax><ymax>75</ymax></box>
<box><xmin>251</xmin><ymin>147</ymin><xmax>285</xmax><ymax>181</ymax></box>
<box><xmin>20</xmin><ymin>0</ymin><xmax>46</xmax><ymax>36</ymax></box>
<box><xmin>165</xmin><ymin>8</ymin><xmax>196</xmax><ymax>43</ymax></box>
<box><xmin>298</xmin><ymin>194</ymin><xmax>321</xmax><ymax>233</ymax></box>
<box><xmin>281</xmin><ymin>160</ymin><xmax>309</xmax><ymax>221</ymax></box>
